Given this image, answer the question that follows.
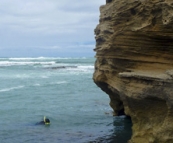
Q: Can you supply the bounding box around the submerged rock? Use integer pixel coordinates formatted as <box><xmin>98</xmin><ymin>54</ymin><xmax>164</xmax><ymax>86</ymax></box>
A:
<box><xmin>93</xmin><ymin>0</ymin><xmax>173</xmax><ymax>142</ymax></box>
<box><xmin>46</xmin><ymin>66</ymin><xmax>77</xmax><ymax>70</ymax></box>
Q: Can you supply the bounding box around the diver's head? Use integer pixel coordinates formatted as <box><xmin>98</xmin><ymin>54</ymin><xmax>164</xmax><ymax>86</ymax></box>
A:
<box><xmin>43</xmin><ymin>116</ymin><xmax>50</xmax><ymax>125</ymax></box>
<box><xmin>45</xmin><ymin>118</ymin><xmax>50</xmax><ymax>124</ymax></box>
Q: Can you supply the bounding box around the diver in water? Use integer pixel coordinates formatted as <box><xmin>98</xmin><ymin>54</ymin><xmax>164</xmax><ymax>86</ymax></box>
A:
<box><xmin>36</xmin><ymin>116</ymin><xmax>50</xmax><ymax>125</ymax></box>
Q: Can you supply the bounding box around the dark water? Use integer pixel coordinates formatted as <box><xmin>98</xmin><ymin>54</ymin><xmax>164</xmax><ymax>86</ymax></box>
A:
<box><xmin>89</xmin><ymin>116</ymin><xmax>132</xmax><ymax>143</ymax></box>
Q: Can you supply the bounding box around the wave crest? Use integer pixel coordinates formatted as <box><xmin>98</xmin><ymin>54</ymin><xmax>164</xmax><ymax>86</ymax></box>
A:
<box><xmin>0</xmin><ymin>86</ymin><xmax>24</xmax><ymax>92</ymax></box>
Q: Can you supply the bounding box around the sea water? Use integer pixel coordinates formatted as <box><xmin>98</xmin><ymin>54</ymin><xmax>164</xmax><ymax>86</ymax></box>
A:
<box><xmin>0</xmin><ymin>57</ymin><xmax>132</xmax><ymax>143</ymax></box>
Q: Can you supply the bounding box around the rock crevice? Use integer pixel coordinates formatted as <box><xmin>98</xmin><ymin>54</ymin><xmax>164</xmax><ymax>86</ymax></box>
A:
<box><xmin>93</xmin><ymin>0</ymin><xmax>173</xmax><ymax>142</ymax></box>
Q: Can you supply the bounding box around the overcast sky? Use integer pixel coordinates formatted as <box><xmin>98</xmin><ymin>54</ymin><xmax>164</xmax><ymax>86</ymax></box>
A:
<box><xmin>0</xmin><ymin>0</ymin><xmax>105</xmax><ymax>57</ymax></box>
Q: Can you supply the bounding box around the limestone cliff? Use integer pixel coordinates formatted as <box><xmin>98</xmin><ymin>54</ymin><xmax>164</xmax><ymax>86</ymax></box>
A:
<box><xmin>93</xmin><ymin>0</ymin><xmax>173</xmax><ymax>142</ymax></box>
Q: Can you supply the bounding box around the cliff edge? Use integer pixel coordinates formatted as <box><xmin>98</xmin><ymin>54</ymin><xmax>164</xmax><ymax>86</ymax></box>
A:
<box><xmin>93</xmin><ymin>0</ymin><xmax>173</xmax><ymax>142</ymax></box>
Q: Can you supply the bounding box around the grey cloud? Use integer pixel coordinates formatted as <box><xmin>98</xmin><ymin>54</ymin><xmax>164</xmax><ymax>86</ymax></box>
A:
<box><xmin>0</xmin><ymin>0</ymin><xmax>105</xmax><ymax>57</ymax></box>
<box><xmin>0</xmin><ymin>0</ymin><xmax>105</xmax><ymax>33</ymax></box>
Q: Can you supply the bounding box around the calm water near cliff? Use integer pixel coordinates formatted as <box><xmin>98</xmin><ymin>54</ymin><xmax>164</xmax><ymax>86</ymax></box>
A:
<box><xmin>0</xmin><ymin>57</ymin><xmax>132</xmax><ymax>143</ymax></box>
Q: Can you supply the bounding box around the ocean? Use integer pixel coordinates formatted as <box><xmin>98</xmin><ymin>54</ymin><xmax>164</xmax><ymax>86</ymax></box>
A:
<box><xmin>0</xmin><ymin>57</ymin><xmax>132</xmax><ymax>143</ymax></box>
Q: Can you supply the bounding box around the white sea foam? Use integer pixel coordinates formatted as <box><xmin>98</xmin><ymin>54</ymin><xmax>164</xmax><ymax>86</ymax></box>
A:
<box><xmin>15</xmin><ymin>74</ymin><xmax>31</xmax><ymax>79</ymax></box>
<box><xmin>41</xmin><ymin>76</ymin><xmax>49</xmax><ymax>79</ymax></box>
<box><xmin>8</xmin><ymin>57</ymin><xmax>86</xmax><ymax>60</ymax></box>
<box><xmin>0</xmin><ymin>85</ymin><xmax>24</xmax><ymax>92</ymax></box>
<box><xmin>50</xmin><ymin>81</ymin><xmax>67</xmax><ymax>85</ymax></box>
<box><xmin>66</xmin><ymin>65</ymin><xmax>94</xmax><ymax>72</ymax></box>
<box><xmin>9</xmin><ymin>57</ymin><xmax>57</xmax><ymax>60</ymax></box>
<box><xmin>33</xmin><ymin>83</ymin><xmax>41</xmax><ymax>86</ymax></box>
<box><xmin>78</xmin><ymin>65</ymin><xmax>94</xmax><ymax>70</ymax></box>
<box><xmin>32</xmin><ymin>81</ymin><xmax>67</xmax><ymax>87</ymax></box>
<box><xmin>0</xmin><ymin>61</ymin><xmax>56</xmax><ymax>66</ymax></box>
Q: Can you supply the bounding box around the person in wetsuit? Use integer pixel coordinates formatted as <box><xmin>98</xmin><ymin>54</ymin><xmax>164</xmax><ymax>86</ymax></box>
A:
<box><xmin>36</xmin><ymin>116</ymin><xmax>50</xmax><ymax>125</ymax></box>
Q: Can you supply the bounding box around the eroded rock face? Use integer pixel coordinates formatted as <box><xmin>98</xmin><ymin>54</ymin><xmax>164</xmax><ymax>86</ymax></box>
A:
<box><xmin>93</xmin><ymin>0</ymin><xmax>173</xmax><ymax>142</ymax></box>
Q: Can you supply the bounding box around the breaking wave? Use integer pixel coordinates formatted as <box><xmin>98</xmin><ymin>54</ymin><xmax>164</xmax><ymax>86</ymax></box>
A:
<box><xmin>0</xmin><ymin>61</ymin><xmax>56</xmax><ymax>66</ymax></box>
<box><xmin>0</xmin><ymin>85</ymin><xmax>25</xmax><ymax>92</ymax></box>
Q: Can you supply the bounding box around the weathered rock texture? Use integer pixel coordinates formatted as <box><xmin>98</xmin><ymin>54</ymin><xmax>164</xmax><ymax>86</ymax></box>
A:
<box><xmin>93</xmin><ymin>0</ymin><xmax>173</xmax><ymax>142</ymax></box>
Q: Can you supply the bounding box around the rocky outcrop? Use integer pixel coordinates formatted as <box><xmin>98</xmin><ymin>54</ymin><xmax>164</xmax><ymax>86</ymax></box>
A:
<box><xmin>93</xmin><ymin>0</ymin><xmax>173</xmax><ymax>142</ymax></box>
